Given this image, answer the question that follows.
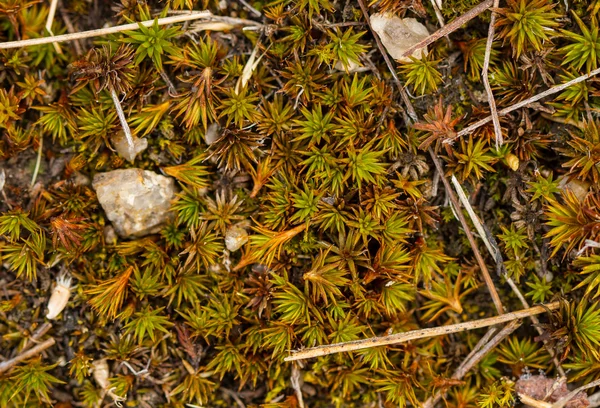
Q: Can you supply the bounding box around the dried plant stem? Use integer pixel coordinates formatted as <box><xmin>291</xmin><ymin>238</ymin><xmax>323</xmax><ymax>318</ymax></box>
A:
<box><xmin>450</xmin><ymin>175</ymin><xmax>566</xmax><ymax>377</ymax></box>
<box><xmin>291</xmin><ymin>364</ymin><xmax>305</xmax><ymax>408</ymax></box>
<box><xmin>109</xmin><ymin>87</ymin><xmax>135</xmax><ymax>157</ymax></box>
<box><xmin>453</xmin><ymin>67</ymin><xmax>600</xmax><ymax>140</ymax></box>
<box><xmin>30</xmin><ymin>136</ymin><xmax>43</xmax><ymax>189</ymax></box>
<box><xmin>428</xmin><ymin>0</ymin><xmax>446</xmax><ymax>27</ymax></box>
<box><xmin>552</xmin><ymin>378</ymin><xmax>600</xmax><ymax>408</ymax></box>
<box><xmin>0</xmin><ymin>11</ymin><xmax>252</xmax><ymax>49</ymax></box>
<box><xmin>481</xmin><ymin>0</ymin><xmax>502</xmax><ymax>148</ymax></box>
<box><xmin>423</xmin><ymin>320</ymin><xmax>521</xmax><ymax>408</ymax></box>
<box><xmin>356</xmin><ymin>0</ymin><xmax>418</xmax><ymax>122</ymax></box>
<box><xmin>429</xmin><ymin>150</ymin><xmax>504</xmax><ymax>315</ymax></box>
<box><xmin>21</xmin><ymin>322</ymin><xmax>53</xmax><ymax>353</ymax></box>
<box><xmin>237</xmin><ymin>0</ymin><xmax>262</xmax><ymax>17</ymax></box>
<box><xmin>400</xmin><ymin>0</ymin><xmax>494</xmax><ymax>59</ymax></box>
<box><xmin>45</xmin><ymin>0</ymin><xmax>62</xmax><ymax>54</ymax></box>
<box><xmin>0</xmin><ymin>338</ymin><xmax>56</xmax><ymax>374</ymax></box>
<box><xmin>60</xmin><ymin>7</ymin><xmax>83</xmax><ymax>55</ymax></box>
<box><xmin>284</xmin><ymin>302</ymin><xmax>558</xmax><ymax>361</ymax></box>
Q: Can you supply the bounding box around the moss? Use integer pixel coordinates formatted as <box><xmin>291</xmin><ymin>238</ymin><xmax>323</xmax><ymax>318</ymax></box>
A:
<box><xmin>2</xmin><ymin>0</ymin><xmax>600</xmax><ymax>407</ymax></box>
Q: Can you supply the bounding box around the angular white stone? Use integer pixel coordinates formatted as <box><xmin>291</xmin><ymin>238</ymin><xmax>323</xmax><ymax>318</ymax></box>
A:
<box><xmin>370</xmin><ymin>14</ymin><xmax>429</xmax><ymax>62</ymax></box>
<box><xmin>92</xmin><ymin>169</ymin><xmax>176</xmax><ymax>238</ymax></box>
<box><xmin>225</xmin><ymin>225</ymin><xmax>248</xmax><ymax>252</ymax></box>
<box><xmin>111</xmin><ymin>131</ymin><xmax>148</xmax><ymax>163</ymax></box>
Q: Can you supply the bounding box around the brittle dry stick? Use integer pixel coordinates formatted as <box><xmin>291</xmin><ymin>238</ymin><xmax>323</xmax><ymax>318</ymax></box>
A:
<box><xmin>284</xmin><ymin>302</ymin><xmax>558</xmax><ymax>361</ymax></box>
<box><xmin>450</xmin><ymin>175</ymin><xmax>566</xmax><ymax>377</ymax></box>
<box><xmin>452</xmin><ymin>67</ymin><xmax>600</xmax><ymax>140</ymax></box>
<box><xmin>481</xmin><ymin>0</ymin><xmax>503</xmax><ymax>148</ymax></box>
<box><xmin>422</xmin><ymin>320</ymin><xmax>521</xmax><ymax>408</ymax></box>
<box><xmin>400</xmin><ymin>0</ymin><xmax>494</xmax><ymax>59</ymax></box>
<box><xmin>0</xmin><ymin>338</ymin><xmax>56</xmax><ymax>374</ymax></box>
<box><xmin>429</xmin><ymin>149</ymin><xmax>505</xmax><ymax>315</ymax></box>
<box><xmin>0</xmin><ymin>11</ymin><xmax>261</xmax><ymax>49</ymax></box>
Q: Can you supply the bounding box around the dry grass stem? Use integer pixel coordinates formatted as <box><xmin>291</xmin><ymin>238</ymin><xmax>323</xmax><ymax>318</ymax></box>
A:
<box><xmin>552</xmin><ymin>378</ymin><xmax>600</xmax><ymax>408</ymax></box>
<box><xmin>284</xmin><ymin>302</ymin><xmax>558</xmax><ymax>361</ymax></box>
<box><xmin>0</xmin><ymin>11</ymin><xmax>264</xmax><ymax>49</ymax></box>
<box><xmin>0</xmin><ymin>338</ymin><xmax>56</xmax><ymax>374</ymax></box>
<box><xmin>423</xmin><ymin>320</ymin><xmax>521</xmax><ymax>408</ymax></box>
<box><xmin>45</xmin><ymin>0</ymin><xmax>62</xmax><ymax>54</ymax></box>
<box><xmin>429</xmin><ymin>149</ymin><xmax>505</xmax><ymax>314</ymax></box>
<box><xmin>400</xmin><ymin>0</ymin><xmax>494</xmax><ymax>59</ymax></box>
<box><xmin>454</xmin><ymin>67</ymin><xmax>600</xmax><ymax>140</ymax></box>
<box><xmin>450</xmin><ymin>177</ymin><xmax>566</xmax><ymax>376</ymax></box>
<box><xmin>481</xmin><ymin>0</ymin><xmax>502</xmax><ymax>147</ymax></box>
<box><xmin>109</xmin><ymin>87</ymin><xmax>135</xmax><ymax>157</ymax></box>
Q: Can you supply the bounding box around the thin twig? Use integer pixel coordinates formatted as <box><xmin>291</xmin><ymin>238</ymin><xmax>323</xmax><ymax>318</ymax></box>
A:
<box><xmin>400</xmin><ymin>0</ymin><xmax>494</xmax><ymax>59</ymax></box>
<box><xmin>428</xmin><ymin>0</ymin><xmax>446</xmax><ymax>27</ymax></box>
<box><xmin>237</xmin><ymin>0</ymin><xmax>262</xmax><ymax>17</ymax></box>
<box><xmin>423</xmin><ymin>320</ymin><xmax>521</xmax><ymax>408</ymax></box>
<box><xmin>284</xmin><ymin>302</ymin><xmax>558</xmax><ymax>361</ymax></box>
<box><xmin>481</xmin><ymin>0</ymin><xmax>502</xmax><ymax>148</ymax></box>
<box><xmin>45</xmin><ymin>0</ymin><xmax>62</xmax><ymax>54</ymax></box>
<box><xmin>109</xmin><ymin>87</ymin><xmax>135</xmax><ymax>158</ymax></box>
<box><xmin>429</xmin><ymin>149</ymin><xmax>505</xmax><ymax>315</ymax></box>
<box><xmin>21</xmin><ymin>322</ymin><xmax>53</xmax><ymax>353</ymax></box>
<box><xmin>291</xmin><ymin>364</ymin><xmax>305</xmax><ymax>408</ymax></box>
<box><xmin>59</xmin><ymin>7</ymin><xmax>83</xmax><ymax>55</ymax></box>
<box><xmin>453</xmin><ymin>67</ymin><xmax>600</xmax><ymax>140</ymax></box>
<box><xmin>451</xmin><ymin>176</ymin><xmax>566</xmax><ymax>376</ymax></box>
<box><xmin>30</xmin><ymin>136</ymin><xmax>43</xmax><ymax>189</ymax></box>
<box><xmin>0</xmin><ymin>11</ymin><xmax>260</xmax><ymax>49</ymax></box>
<box><xmin>0</xmin><ymin>338</ymin><xmax>56</xmax><ymax>374</ymax></box>
<box><xmin>356</xmin><ymin>0</ymin><xmax>418</xmax><ymax>122</ymax></box>
<box><xmin>552</xmin><ymin>378</ymin><xmax>600</xmax><ymax>408</ymax></box>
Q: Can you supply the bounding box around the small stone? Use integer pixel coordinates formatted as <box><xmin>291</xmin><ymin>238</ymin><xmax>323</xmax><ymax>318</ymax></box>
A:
<box><xmin>225</xmin><ymin>225</ymin><xmax>249</xmax><ymax>252</ymax></box>
<box><xmin>93</xmin><ymin>169</ymin><xmax>176</xmax><ymax>238</ymax></box>
<box><xmin>205</xmin><ymin>123</ymin><xmax>221</xmax><ymax>145</ymax></box>
<box><xmin>370</xmin><ymin>13</ymin><xmax>429</xmax><ymax>62</ymax></box>
<box><xmin>505</xmin><ymin>153</ymin><xmax>520</xmax><ymax>171</ymax></box>
<box><xmin>103</xmin><ymin>225</ymin><xmax>118</xmax><ymax>245</ymax></box>
<box><xmin>559</xmin><ymin>177</ymin><xmax>590</xmax><ymax>202</ymax></box>
<box><xmin>111</xmin><ymin>131</ymin><xmax>148</xmax><ymax>163</ymax></box>
<box><xmin>334</xmin><ymin>58</ymin><xmax>363</xmax><ymax>73</ymax></box>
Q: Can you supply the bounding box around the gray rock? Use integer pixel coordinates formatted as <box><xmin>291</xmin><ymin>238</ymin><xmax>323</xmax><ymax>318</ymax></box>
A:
<box><xmin>92</xmin><ymin>169</ymin><xmax>176</xmax><ymax>238</ymax></box>
<box><xmin>111</xmin><ymin>131</ymin><xmax>148</xmax><ymax>163</ymax></box>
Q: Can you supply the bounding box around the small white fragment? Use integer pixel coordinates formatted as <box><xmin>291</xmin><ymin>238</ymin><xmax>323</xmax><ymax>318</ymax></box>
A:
<box><xmin>111</xmin><ymin>131</ymin><xmax>148</xmax><ymax>163</ymax></box>
<box><xmin>225</xmin><ymin>225</ymin><xmax>249</xmax><ymax>252</ymax></box>
<box><xmin>205</xmin><ymin>123</ymin><xmax>221</xmax><ymax>145</ymax></box>
<box><xmin>92</xmin><ymin>359</ymin><xmax>110</xmax><ymax>390</ymax></box>
<box><xmin>46</xmin><ymin>275</ymin><xmax>72</xmax><ymax>320</ymax></box>
<box><xmin>370</xmin><ymin>13</ymin><xmax>429</xmax><ymax>62</ymax></box>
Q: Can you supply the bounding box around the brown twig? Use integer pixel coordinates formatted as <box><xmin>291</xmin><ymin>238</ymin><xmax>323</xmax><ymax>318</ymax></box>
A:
<box><xmin>0</xmin><ymin>11</ymin><xmax>261</xmax><ymax>49</ymax></box>
<box><xmin>552</xmin><ymin>378</ymin><xmax>600</xmax><ymax>408</ymax></box>
<box><xmin>21</xmin><ymin>322</ymin><xmax>53</xmax><ymax>353</ymax></box>
<box><xmin>356</xmin><ymin>0</ymin><xmax>418</xmax><ymax>122</ymax></box>
<box><xmin>284</xmin><ymin>302</ymin><xmax>558</xmax><ymax>361</ymax></box>
<box><xmin>423</xmin><ymin>320</ymin><xmax>521</xmax><ymax>408</ymax></box>
<box><xmin>450</xmin><ymin>176</ymin><xmax>566</xmax><ymax>376</ymax></box>
<box><xmin>452</xmin><ymin>67</ymin><xmax>600</xmax><ymax>140</ymax></box>
<box><xmin>0</xmin><ymin>338</ymin><xmax>56</xmax><ymax>374</ymax></box>
<box><xmin>60</xmin><ymin>7</ymin><xmax>83</xmax><ymax>55</ymax></box>
<box><xmin>429</xmin><ymin>149</ymin><xmax>505</xmax><ymax>315</ymax></box>
<box><xmin>481</xmin><ymin>0</ymin><xmax>502</xmax><ymax>148</ymax></box>
<box><xmin>400</xmin><ymin>0</ymin><xmax>494</xmax><ymax>59</ymax></box>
